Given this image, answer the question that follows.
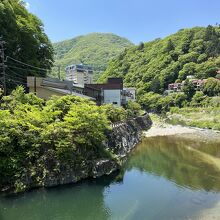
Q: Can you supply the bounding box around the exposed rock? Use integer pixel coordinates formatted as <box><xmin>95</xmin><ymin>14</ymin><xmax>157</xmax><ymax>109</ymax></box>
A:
<box><xmin>92</xmin><ymin>159</ymin><xmax>119</xmax><ymax>178</ymax></box>
<box><xmin>5</xmin><ymin>115</ymin><xmax>152</xmax><ymax>193</ymax></box>
<box><xmin>43</xmin><ymin>115</ymin><xmax>151</xmax><ymax>188</ymax></box>
<box><xmin>104</xmin><ymin>114</ymin><xmax>152</xmax><ymax>157</ymax></box>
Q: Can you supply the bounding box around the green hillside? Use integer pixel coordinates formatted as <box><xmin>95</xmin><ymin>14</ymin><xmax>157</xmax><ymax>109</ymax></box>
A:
<box><xmin>51</xmin><ymin>33</ymin><xmax>133</xmax><ymax>80</ymax></box>
<box><xmin>99</xmin><ymin>25</ymin><xmax>220</xmax><ymax>97</ymax></box>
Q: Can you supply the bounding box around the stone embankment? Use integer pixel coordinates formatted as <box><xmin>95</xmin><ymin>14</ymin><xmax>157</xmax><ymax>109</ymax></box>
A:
<box><xmin>39</xmin><ymin>115</ymin><xmax>152</xmax><ymax>189</ymax></box>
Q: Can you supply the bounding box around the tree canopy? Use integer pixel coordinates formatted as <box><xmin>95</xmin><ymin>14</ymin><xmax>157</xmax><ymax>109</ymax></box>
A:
<box><xmin>0</xmin><ymin>0</ymin><xmax>54</xmax><ymax>92</ymax></box>
<box><xmin>0</xmin><ymin>87</ymin><xmax>110</xmax><ymax>192</ymax></box>
<box><xmin>52</xmin><ymin>33</ymin><xmax>133</xmax><ymax>81</ymax></box>
<box><xmin>99</xmin><ymin>26</ymin><xmax>220</xmax><ymax>97</ymax></box>
<box><xmin>0</xmin><ymin>86</ymin><xmax>142</xmax><ymax>192</ymax></box>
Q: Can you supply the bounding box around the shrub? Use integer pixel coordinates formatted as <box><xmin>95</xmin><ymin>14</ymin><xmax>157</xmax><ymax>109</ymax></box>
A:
<box><xmin>0</xmin><ymin>87</ymin><xmax>111</xmax><ymax>192</ymax></box>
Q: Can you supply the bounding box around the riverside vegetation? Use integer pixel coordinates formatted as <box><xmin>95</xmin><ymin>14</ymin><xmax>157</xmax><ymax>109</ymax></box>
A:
<box><xmin>0</xmin><ymin>0</ymin><xmax>54</xmax><ymax>92</ymax></box>
<box><xmin>99</xmin><ymin>25</ymin><xmax>220</xmax><ymax>130</ymax></box>
<box><xmin>0</xmin><ymin>87</ymin><xmax>142</xmax><ymax>193</ymax></box>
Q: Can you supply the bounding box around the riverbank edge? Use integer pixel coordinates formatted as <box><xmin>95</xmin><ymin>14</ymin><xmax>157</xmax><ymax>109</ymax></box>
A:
<box><xmin>166</xmin><ymin>107</ymin><xmax>220</xmax><ymax>131</ymax></box>
<box><xmin>44</xmin><ymin>114</ymin><xmax>152</xmax><ymax>187</ymax></box>
<box><xmin>144</xmin><ymin>114</ymin><xmax>220</xmax><ymax>142</ymax></box>
<box><xmin>2</xmin><ymin>114</ymin><xmax>152</xmax><ymax>195</ymax></box>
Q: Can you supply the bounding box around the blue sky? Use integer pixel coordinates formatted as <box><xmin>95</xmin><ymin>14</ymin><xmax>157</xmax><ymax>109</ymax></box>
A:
<box><xmin>27</xmin><ymin>0</ymin><xmax>220</xmax><ymax>44</ymax></box>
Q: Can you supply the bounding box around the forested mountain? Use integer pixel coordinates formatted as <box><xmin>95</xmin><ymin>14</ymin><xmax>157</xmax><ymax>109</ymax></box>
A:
<box><xmin>99</xmin><ymin>26</ymin><xmax>220</xmax><ymax>97</ymax></box>
<box><xmin>52</xmin><ymin>33</ymin><xmax>133</xmax><ymax>80</ymax></box>
<box><xmin>0</xmin><ymin>0</ymin><xmax>53</xmax><ymax>93</ymax></box>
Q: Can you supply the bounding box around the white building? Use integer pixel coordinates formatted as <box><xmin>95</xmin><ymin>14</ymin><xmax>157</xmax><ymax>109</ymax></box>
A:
<box><xmin>103</xmin><ymin>89</ymin><xmax>122</xmax><ymax>106</ymax></box>
<box><xmin>27</xmin><ymin>76</ymin><xmax>136</xmax><ymax>107</ymax></box>
<box><xmin>84</xmin><ymin>78</ymin><xmax>136</xmax><ymax>106</ymax></box>
<box><xmin>65</xmin><ymin>64</ymin><xmax>93</xmax><ymax>85</ymax></box>
<box><xmin>123</xmin><ymin>87</ymin><xmax>136</xmax><ymax>102</ymax></box>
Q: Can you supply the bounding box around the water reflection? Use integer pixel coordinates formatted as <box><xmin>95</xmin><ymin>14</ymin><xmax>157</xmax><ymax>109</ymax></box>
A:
<box><xmin>127</xmin><ymin>136</ymin><xmax>220</xmax><ymax>192</ymax></box>
<box><xmin>0</xmin><ymin>174</ymin><xmax>121</xmax><ymax>220</ymax></box>
<box><xmin>1</xmin><ymin>136</ymin><xmax>220</xmax><ymax>220</ymax></box>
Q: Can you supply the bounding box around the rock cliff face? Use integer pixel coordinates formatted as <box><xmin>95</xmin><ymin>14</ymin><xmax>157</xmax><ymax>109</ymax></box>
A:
<box><xmin>91</xmin><ymin>114</ymin><xmax>152</xmax><ymax>177</ymax></box>
<box><xmin>43</xmin><ymin>115</ymin><xmax>152</xmax><ymax>188</ymax></box>
<box><xmin>104</xmin><ymin>114</ymin><xmax>152</xmax><ymax>158</ymax></box>
<box><xmin>5</xmin><ymin>115</ymin><xmax>152</xmax><ymax>193</ymax></box>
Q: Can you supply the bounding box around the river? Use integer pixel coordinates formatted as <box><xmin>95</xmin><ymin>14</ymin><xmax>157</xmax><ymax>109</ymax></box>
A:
<box><xmin>1</xmin><ymin>135</ymin><xmax>220</xmax><ymax>220</ymax></box>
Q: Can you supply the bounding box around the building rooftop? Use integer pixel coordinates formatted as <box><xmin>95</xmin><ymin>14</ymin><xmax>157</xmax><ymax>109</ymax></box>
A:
<box><xmin>66</xmin><ymin>64</ymin><xmax>93</xmax><ymax>72</ymax></box>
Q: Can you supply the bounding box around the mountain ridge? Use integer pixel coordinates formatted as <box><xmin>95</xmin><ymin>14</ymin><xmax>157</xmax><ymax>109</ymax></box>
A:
<box><xmin>99</xmin><ymin>25</ymin><xmax>220</xmax><ymax>98</ymax></box>
<box><xmin>51</xmin><ymin>33</ymin><xmax>134</xmax><ymax>80</ymax></box>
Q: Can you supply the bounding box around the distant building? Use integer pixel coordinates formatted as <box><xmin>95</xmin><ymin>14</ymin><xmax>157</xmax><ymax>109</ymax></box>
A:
<box><xmin>27</xmin><ymin>76</ymin><xmax>136</xmax><ymax>106</ymax></box>
<box><xmin>168</xmin><ymin>83</ymin><xmax>182</xmax><ymax>92</ymax></box>
<box><xmin>122</xmin><ymin>87</ymin><xmax>136</xmax><ymax>104</ymax></box>
<box><xmin>167</xmin><ymin>78</ymin><xmax>206</xmax><ymax>94</ymax></box>
<box><xmin>191</xmin><ymin>79</ymin><xmax>205</xmax><ymax>90</ymax></box>
<box><xmin>186</xmin><ymin>75</ymin><xmax>194</xmax><ymax>79</ymax></box>
<box><xmin>65</xmin><ymin>64</ymin><xmax>93</xmax><ymax>85</ymax></box>
<box><xmin>27</xmin><ymin>77</ymin><xmax>95</xmax><ymax>101</ymax></box>
<box><xmin>84</xmin><ymin>78</ymin><xmax>136</xmax><ymax>106</ymax></box>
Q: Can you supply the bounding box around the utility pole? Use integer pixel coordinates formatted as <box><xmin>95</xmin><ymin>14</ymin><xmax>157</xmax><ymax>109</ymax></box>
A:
<box><xmin>58</xmin><ymin>65</ymin><xmax>61</xmax><ymax>80</ymax></box>
<box><xmin>0</xmin><ymin>38</ymin><xmax>6</xmax><ymax>95</ymax></box>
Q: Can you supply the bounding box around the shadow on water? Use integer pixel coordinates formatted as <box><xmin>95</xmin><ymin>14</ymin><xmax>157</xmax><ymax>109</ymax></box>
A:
<box><xmin>127</xmin><ymin>136</ymin><xmax>220</xmax><ymax>192</ymax></box>
<box><xmin>0</xmin><ymin>172</ymin><xmax>122</xmax><ymax>220</ymax></box>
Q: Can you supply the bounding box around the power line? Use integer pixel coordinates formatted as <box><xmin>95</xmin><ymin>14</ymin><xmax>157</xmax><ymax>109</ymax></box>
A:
<box><xmin>6</xmin><ymin>56</ymin><xmax>49</xmax><ymax>71</ymax></box>
<box><xmin>5</xmin><ymin>74</ymin><xmax>26</xmax><ymax>83</ymax></box>
<box><xmin>6</xmin><ymin>68</ymin><xmax>27</xmax><ymax>85</ymax></box>
<box><xmin>6</xmin><ymin>64</ymin><xmax>47</xmax><ymax>73</ymax></box>
<box><xmin>6</xmin><ymin>68</ymin><xmax>27</xmax><ymax>86</ymax></box>
<box><xmin>6</xmin><ymin>68</ymin><xmax>26</xmax><ymax>80</ymax></box>
<box><xmin>5</xmin><ymin>77</ymin><xmax>27</xmax><ymax>85</ymax></box>
<box><xmin>5</xmin><ymin>73</ymin><xmax>26</xmax><ymax>83</ymax></box>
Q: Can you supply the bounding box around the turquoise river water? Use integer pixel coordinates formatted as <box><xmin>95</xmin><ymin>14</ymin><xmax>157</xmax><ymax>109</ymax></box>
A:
<box><xmin>1</xmin><ymin>135</ymin><xmax>220</xmax><ymax>220</ymax></box>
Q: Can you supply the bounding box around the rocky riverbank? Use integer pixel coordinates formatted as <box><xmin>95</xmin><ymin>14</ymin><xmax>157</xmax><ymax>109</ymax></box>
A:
<box><xmin>144</xmin><ymin>114</ymin><xmax>220</xmax><ymax>142</ymax></box>
<box><xmin>41</xmin><ymin>115</ymin><xmax>152</xmax><ymax>189</ymax></box>
<box><xmin>2</xmin><ymin>115</ymin><xmax>152</xmax><ymax>194</ymax></box>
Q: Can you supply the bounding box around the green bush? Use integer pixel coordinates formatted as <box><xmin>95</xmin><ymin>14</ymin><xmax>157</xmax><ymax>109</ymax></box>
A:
<box><xmin>101</xmin><ymin>104</ymin><xmax>127</xmax><ymax>123</ymax></box>
<box><xmin>168</xmin><ymin>107</ymin><xmax>220</xmax><ymax>130</ymax></box>
<box><xmin>126</xmin><ymin>100</ymin><xmax>142</xmax><ymax>117</ymax></box>
<box><xmin>0</xmin><ymin>87</ymin><xmax>111</xmax><ymax>192</ymax></box>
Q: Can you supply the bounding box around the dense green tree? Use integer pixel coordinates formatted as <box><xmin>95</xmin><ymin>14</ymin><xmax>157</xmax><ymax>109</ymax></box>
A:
<box><xmin>190</xmin><ymin>91</ymin><xmax>208</xmax><ymax>107</ymax></box>
<box><xmin>181</xmin><ymin>30</ymin><xmax>194</xmax><ymax>53</ymax></box>
<box><xmin>126</xmin><ymin>100</ymin><xmax>142</xmax><ymax>117</ymax></box>
<box><xmin>179</xmin><ymin>62</ymin><xmax>196</xmax><ymax>80</ymax></box>
<box><xmin>202</xmin><ymin>77</ymin><xmax>220</xmax><ymax>96</ymax></box>
<box><xmin>101</xmin><ymin>104</ymin><xmax>127</xmax><ymax>123</ymax></box>
<box><xmin>1</xmin><ymin>87</ymin><xmax>124</xmax><ymax>192</ymax></box>
<box><xmin>100</xmin><ymin>25</ymin><xmax>220</xmax><ymax>107</ymax></box>
<box><xmin>204</xmin><ymin>25</ymin><xmax>220</xmax><ymax>57</ymax></box>
<box><xmin>157</xmin><ymin>95</ymin><xmax>173</xmax><ymax>112</ymax></box>
<box><xmin>139</xmin><ymin>92</ymin><xmax>163</xmax><ymax>113</ymax></box>
<box><xmin>182</xmin><ymin>79</ymin><xmax>196</xmax><ymax>101</ymax></box>
<box><xmin>52</xmin><ymin>33</ymin><xmax>133</xmax><ymax>80</ymax></box>
<box><xmin>0</xmin><ymin>0</ymin><xmax>54</xmax><ymax>92</ymax></box>
<box><xmin>171</xmin><ymin>93</ymin><xmax>187</xmax><ymax>108</ymax></box>
<box><xmin>164</xmin><ymin>39</ymin><xmax>175</xmax><ymax>53</ymax></box>
<box><xmin>150</xmin><ymin>77</ymin><xmax>161</xmax><ymax>93</ymax></box>
<box><xmin>137</xmin><ymin>42</ymin><xmax>145</xmax><ymax>50</ymax></box>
